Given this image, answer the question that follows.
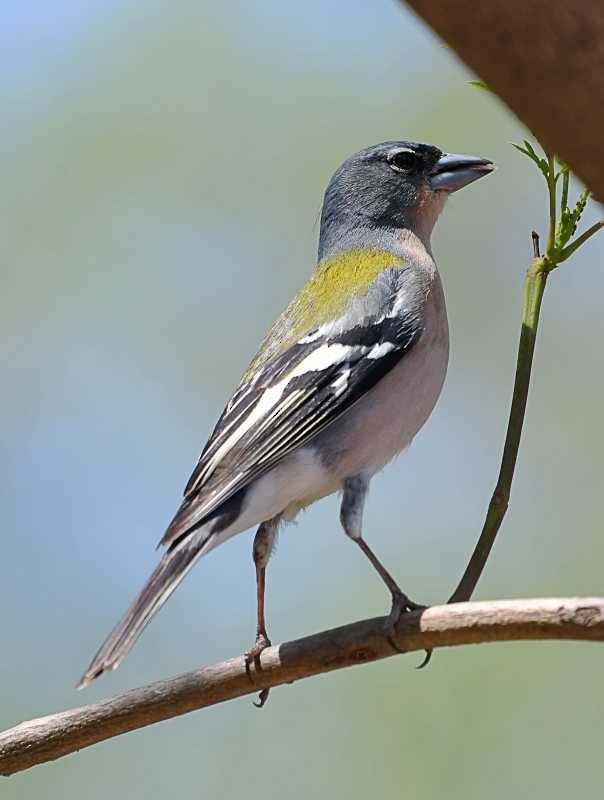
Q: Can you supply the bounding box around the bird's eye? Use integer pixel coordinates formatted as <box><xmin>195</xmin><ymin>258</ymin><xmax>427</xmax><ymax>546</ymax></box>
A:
<box><xmin>388</xmin><ymin>150</ymin><xmax>420</xmax><ymax>172</ymax></box>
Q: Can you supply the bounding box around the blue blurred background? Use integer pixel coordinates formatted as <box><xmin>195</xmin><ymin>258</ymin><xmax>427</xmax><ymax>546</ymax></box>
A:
<box><xmin>2</xmin><ymin>2</ymin><xmax>604</xmax><ymax>797</ymax></box>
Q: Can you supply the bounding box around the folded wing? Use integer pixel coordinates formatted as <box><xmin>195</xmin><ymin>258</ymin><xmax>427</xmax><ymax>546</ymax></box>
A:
<box><xmin>161</xmin><ymin>267</ymin><xmax>425</xmax><ymax>547</ymax></box>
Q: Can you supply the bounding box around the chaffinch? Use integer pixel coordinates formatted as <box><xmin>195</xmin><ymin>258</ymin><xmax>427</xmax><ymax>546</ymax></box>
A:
<box><xmin>79</xmin><ymin>140</ymin><xmax>493</xmax><ymax>688</ymax></box>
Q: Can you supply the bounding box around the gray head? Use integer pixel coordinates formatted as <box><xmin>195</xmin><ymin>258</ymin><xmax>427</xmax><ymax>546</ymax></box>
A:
<box><xmin>318</xmin><ymin>140</ymin><xmax>494</xmax><ymax>258</ymax></box>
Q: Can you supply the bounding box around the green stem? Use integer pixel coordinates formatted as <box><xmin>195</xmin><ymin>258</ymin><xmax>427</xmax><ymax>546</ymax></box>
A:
<box><xmin>446</xmin><ymin>139</ymin><xmax>603</xmax><ymax>610</ymax></box>
<box><xmin>448</xmin><ymin>254</ymin><xmax>549</xmax><ymax>603</ymax></box>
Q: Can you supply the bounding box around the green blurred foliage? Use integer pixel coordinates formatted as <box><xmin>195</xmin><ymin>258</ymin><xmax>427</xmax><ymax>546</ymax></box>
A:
<box><xmin>1</xmin><ymin>2</ymin><xmax>603</xmax><ymax>799</ymax></box>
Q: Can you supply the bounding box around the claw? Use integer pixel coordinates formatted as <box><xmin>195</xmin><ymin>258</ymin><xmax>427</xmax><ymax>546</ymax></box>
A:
<box><xmin>416</xmin><ymin>649</ymin><xmax>432</xmax><ymax>669</ymax></box>
<box><xmin>253</xmin><ymin>688</ymin><xmax>270</xmax><ymax>708</ymax></box>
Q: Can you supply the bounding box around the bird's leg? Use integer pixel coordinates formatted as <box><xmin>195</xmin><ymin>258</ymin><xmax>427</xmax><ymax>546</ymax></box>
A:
<box><xmin>245</xmin><ymin>518</ymin><xmax>279</xmax><ymax>665</ymax></box>
<box><xmin>354</xmin><ymin>538</ymin><xmax>423</xmax><ymax>622</ymax></box>
<box><xmin>341</xmin><ymin>475</ymin><xmax>424</xmax><ymax>630</ymax></box>
<box><xmin>245</xmin><ymin>519</ymin><xmax>279</xmax><ymax>708</ymax></box>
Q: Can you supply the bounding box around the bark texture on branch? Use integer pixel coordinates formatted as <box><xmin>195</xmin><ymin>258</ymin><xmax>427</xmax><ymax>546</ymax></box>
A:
<box><xmin>1</xmin><ymin>597</ymin><xmax>603</xmax><ymax>777</ymax></box>
<box><xmin>404</xmin><ymin>0</ymin><xmax>604</xmax><ymax>200</ymax></box>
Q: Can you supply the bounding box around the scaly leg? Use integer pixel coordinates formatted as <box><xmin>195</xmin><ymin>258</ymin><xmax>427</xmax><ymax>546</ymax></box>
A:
<box><xmin>245</xmin><ymin>518</ymin><xmax>279</xmax><ymax>664</ymax></box>
<box><xmin>340</xmin><ymin>475</ymin><xmax>423</xmax><ymax>628</ymax></box>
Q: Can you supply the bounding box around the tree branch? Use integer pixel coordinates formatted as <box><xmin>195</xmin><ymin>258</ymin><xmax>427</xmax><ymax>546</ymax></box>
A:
<box><xmin>2</xmin><ymin>597</ymin><xmax>603</xmax><ymax>777</ymax></box>
<box><xmin>403</xmin><ymin>0</ymin><xmax>604</xmax><ymax>200</ymax></box>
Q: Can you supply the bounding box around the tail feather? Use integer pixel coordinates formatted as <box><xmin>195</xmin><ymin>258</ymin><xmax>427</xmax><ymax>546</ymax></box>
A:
<box><xmin>77</xmin><ymin>534</ymin><xmax>210</xmax><ymax>689</ymax></box>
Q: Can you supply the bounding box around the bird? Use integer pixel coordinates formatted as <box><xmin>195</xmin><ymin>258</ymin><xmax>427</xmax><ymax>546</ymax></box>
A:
<box><xmin>78</xmin><ymin>140</ymin><xmax>494</xmax><ymax>689</ymax></box>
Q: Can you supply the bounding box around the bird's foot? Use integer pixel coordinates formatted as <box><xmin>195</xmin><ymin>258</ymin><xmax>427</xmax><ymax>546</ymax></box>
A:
<box><xmin>244</xmin><ymin>630</ymin><xmax>271</xmax><ymax>665</ymax></box>
<box><xmin>244</xmin><ymin>630</ymin><xmax>272</xmax><ymax>707</ymax></box>
<box><xmin>385</xmin><ymin>590</ymin><xmax>429</xmax><ymax>661</ymax></box>
<box><xmin>386</xmin><ymin>590</ymin><xmax>425</xmax><ymax>626</ymax></box>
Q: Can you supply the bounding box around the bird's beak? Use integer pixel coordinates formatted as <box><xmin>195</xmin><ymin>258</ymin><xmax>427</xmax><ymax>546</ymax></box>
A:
<box><xmin>430</xmin><ymin>152</ymin><xmax>495</xmax><ymax>193</ymax></box>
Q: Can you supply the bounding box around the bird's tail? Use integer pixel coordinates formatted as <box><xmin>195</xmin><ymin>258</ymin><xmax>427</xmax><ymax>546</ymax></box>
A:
<box><xmin>77</xmin><ymin>533</ymin><xmax>212</xmax><ymax>689</ymax></box>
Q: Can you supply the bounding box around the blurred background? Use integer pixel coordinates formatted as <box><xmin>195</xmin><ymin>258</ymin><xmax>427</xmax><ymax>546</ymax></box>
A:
<box><xmin>2</xmin><ymin>1</ymin><xmax>603</xmax><ymax>798</ymax></box>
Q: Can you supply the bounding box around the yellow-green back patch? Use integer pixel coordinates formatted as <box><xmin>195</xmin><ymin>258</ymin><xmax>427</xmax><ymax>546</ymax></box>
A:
<box><xmin>245</xmin><ymin>249</ymin><xmax>405</xmax><ymax>377</ymax></box>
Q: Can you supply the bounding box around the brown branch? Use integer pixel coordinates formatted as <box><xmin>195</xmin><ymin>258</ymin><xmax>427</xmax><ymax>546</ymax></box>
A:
<box><xmin>403</xmin><ymin>0</ymin><xmax>604</xmax><ymax>200</ymax></box>
<box><xmin>2</xmin><ymin>597</ymin><xmax>603</xmax><ymax>776</ymax></box>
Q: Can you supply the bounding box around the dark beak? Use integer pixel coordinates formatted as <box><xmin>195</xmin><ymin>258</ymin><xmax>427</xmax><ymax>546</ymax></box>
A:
<box><xmin>430</xmin><ymin>152</ymin><xmax>495</xmax><ymax>193</ymax></box>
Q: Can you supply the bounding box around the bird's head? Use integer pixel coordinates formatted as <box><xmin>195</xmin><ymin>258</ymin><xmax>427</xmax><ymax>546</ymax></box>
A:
<box><xmin>319</xmin><ymin>140</ymin><xmax>494</xmax><ymax>256</ymax></box>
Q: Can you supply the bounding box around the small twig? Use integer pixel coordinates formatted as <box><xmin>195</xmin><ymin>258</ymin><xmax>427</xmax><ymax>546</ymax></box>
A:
<box><xmin>1</xmin><ymin>597</ymin><xmax>603</xmax><ymax>777</ymax></box>
<box><xmin>532</xmin><ymin>230</ymin><xmax>541</xmax><ymax>258</ymax></box>
<box><xmin>546</xmin><ymin>153</ymin><xmax>557</xmax><ymax>255</ymax></box>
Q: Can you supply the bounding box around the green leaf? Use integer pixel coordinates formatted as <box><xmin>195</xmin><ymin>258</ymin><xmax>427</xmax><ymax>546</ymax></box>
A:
<box><xmin>468</xmin><ymin>80</ymin><xmax>490</xmax><ymax>92</ymax></box>
<box><xmin>571</xmin><ymin>189</ymin><xmax>590</xmax><ymax>234</ymax></box>
<box><xmin>554</xmin><ymin>187</ymin><xmax>592</xmax><ymax>254</ymax></box>
<box><xmin>513</xmin><ymin>140</ymin><xmax>550</xmax><ymax>181</ymax></box>
<box><xmin>559</xmin><ymin>167</ymin><xmax>570</xmax><ymax>216</ymax></box>
<box><xmin>555</xmin><ymin>207</ymin><xmax>573</xmax><ymax>251</ymax></box>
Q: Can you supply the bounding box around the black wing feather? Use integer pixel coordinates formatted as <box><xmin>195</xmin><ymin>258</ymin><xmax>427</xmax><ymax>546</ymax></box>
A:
<box><xmin>160</xmin><ymin>298</ymin><xmax>422</xmax><ymax>547</ymax></box>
